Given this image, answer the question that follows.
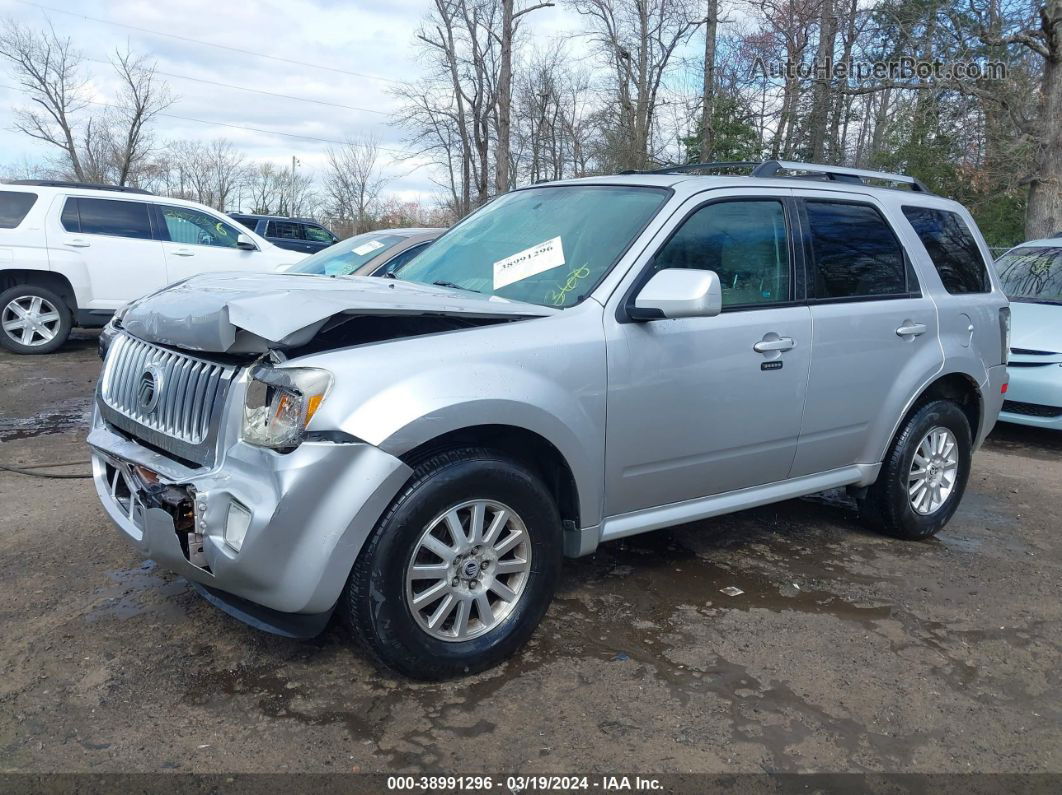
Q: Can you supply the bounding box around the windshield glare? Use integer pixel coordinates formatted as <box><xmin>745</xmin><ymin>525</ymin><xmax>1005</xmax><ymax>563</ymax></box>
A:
<box><xmin>393</xmin><ymin>185</ymin><xmax>669</xmax><ymax>308</ymax></box>
<box><xmin>996</xmin><ymin>246</ymin><xmax>1062</xmax><ymax>302</ymax></box>
<box><xmin>288</xmin><ymin>232</ymin><xmax>407</xmax><ymax>276</ymax></box>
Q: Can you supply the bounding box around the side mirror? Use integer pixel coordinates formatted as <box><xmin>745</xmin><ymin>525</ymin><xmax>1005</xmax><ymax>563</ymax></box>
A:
<box><xmin>236</xmin><ymin>233</ymin><xmax>257</xmax><ymax>251</ymax></box>
<box><xmin>630</xmin><ymin>268</ymin><xmax>723</xmax><ymax>320</ymax></box>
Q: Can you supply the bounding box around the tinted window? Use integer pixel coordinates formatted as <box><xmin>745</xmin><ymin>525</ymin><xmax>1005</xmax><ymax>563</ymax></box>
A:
<box><xmin>303</xmin><ymin>224</ymin><xmax>335</xmax><ymax>244</ymax></box>
<box><xmin>0</xmin><ymin>191</ymin><xmax>37</xmax><ymax>228</ymax></box>
<box><xmin>376</xmin><ymin>242</ymin><xmax>430</xmax><ymax>275</ymax></box>
<box><xmin>230</xmin><ymin>215</ymin><xmax>259</xmax><ymax>230</ymax></box>
<box><xmin>652</xmin><ymin>199</ymin><xmax>791</xmax><ymax>307</ymax></box>
<box><xmin>805</xmin><ymin>201</ymin><xmax>908</xmax><ymax>298</ymax></box>
<box><xmin>995</xmin><ymin>246</ymin><xmax>1062</xmax><ymax>303</ymax></box>
<box><xmin>60</xmin><ymin>198</ymin><xmax>80</xmax><ymax>232</ymax></box>
<box><xmin>902</xmin><ymin>206</ymin><xmax>990</xmax><ymax>293</ymax></box>
<box><xmin>75</xmin><ymin>198</ymin><xmax>152</xmax><ymax>240</ymax></box>
<box><xmin>267</xmin><ymin>220</ymin><xmax>302</xmax><ymax>240</ymax></box>
<box><xmin>159</xmin><ymin>205</ymin><xmax>242</xmax><ymax>248</ymax></box>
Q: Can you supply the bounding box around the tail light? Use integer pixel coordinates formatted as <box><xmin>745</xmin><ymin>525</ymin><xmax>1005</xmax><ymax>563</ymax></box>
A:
<box><xmin>999</xmin><ymin>306</ymin><xmax>1011</xmax><ymax>365</ymax></box>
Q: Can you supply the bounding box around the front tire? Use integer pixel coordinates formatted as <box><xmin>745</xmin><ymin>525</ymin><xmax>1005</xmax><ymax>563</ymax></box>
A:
<box><xmin>0</xmin><ymin>285</ymin><xmax>72</xmax><ymax>354</ymax></box>
<box><xmin>860</xmin><ymin>400</ymin><xmax>973</xmax><ymax>540</ymax></box>
<box><xmin>343</xmin><ymin>447</ymin><xmax>563</xmax><ymax>680</ymax></box>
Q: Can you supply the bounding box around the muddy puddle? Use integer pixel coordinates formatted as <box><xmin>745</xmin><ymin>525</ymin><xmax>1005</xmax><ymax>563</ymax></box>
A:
<box><xmin>84</xmin><ymin>560</ymin><xmax>191</xmax><ymax>622</ymax></box>
<box><xmin>0</xmin><ymin>396</ymin><xmax>93</xmax><ymax>441</ymax></box>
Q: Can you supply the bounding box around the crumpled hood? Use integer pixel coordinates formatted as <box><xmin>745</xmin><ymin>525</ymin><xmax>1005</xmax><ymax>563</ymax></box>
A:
<box><xmin>119</xmin><ymin>271</ymin><xmax>558</xmax><ymax>353</ymax></box>
<box><xmin>1010</xmin><ymin>301</ymin><xmax>1062</xmax><ymax>353</ymax></box>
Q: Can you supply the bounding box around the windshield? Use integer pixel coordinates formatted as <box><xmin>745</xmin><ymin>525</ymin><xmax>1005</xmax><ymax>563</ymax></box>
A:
<box><xmin>996</xmin><ymin>246</ymin><xmax>1062</xmax><ymax>304</ymax></box>
<box><xmin>393</xmin><ymin>185</ymin><xmax>669</xmax><ymax>308</ymax></box>
<box><xmin>288</xmin><ymin>231</ymin><xmax>408</xmax><ymax>276</ymax></box>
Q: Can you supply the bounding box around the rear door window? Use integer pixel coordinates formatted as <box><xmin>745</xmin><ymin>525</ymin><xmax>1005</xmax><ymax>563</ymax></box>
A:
<box><xmin>72</xmin><ymin>198</ymin><xmax>153</xmax><ymax>240</ymax></box>
<box><xmin>267</xmin><ymin>220</ymin><xmax>303</xmax><ymax>240</ymax></box>
<box><xmin>901</xmin><ymin>206</ymin><xmax>990</xmax><ymax>294</ymax></box>
<box><xmin>804</xmin><ymin>200</ymin><xmax>911</xmax><ymax>299</ymax></box>
<box><xmin>0</xmin><ymin>191</ymin><xmax>37</xmax><ymax>228</ymax></box>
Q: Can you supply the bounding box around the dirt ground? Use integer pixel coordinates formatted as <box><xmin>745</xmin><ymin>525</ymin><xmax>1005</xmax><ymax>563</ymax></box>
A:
<box><xmin>0</xmin><ymin>332</ymin><xmax>1059</xmax><ymax>775</ymax></box>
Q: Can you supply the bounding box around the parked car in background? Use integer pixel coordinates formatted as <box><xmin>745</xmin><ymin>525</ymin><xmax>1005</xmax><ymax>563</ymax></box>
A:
<box><xmin>88</xmin><ymin>161</ymin><xmax>1007</xmax><ymax>679</ymax></box>
<box><xmin>994</xmin><ymin>238</ymin><xmax>1062</xmax><ymax>429</ymax></box>
<box><xmin>229</xmin><ymin>214</ymin><xmax>338</xmax><ymax>255</ymax></box>
<box><xmin>286</xmin><ymin>228</ymin><xmax>443</xmax><ymax>277</ymax></box>
<box><xmin>0</xmin><ymin>181</ymin><xmax>305</xmax><ymax>354</ymax></box>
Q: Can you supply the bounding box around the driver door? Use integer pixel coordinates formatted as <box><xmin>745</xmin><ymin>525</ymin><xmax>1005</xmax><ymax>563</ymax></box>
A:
<box><xmin>602</xmin><ymin>191</ymin><xmax>813</xmax><ymax>517</ymax></box>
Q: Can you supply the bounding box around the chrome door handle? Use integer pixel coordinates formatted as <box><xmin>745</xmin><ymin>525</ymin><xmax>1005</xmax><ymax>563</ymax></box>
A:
<box><xmin>896</xmin><ymin>322</ymin><xmax>927</xmax><ymax>337</ymax></box>
<box><xmin>171</xmin><ymin>247</ymin><xmax>194</xmax><ymax>257</ymax></box>
<box><xmin>753</xmin><ymin>336</ymin><xmax>795</xmax><ymax>353</ymax></box>
<box><xmin>65</xmin><ymin>238</ymin><xmax>90</xmax><ymax>248</ymax></box>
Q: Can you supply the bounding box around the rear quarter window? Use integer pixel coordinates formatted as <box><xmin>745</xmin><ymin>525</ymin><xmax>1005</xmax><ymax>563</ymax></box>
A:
<box><xmin>902</xmin><ymin>206</ymin><xmax>990</xmax><ymax>293</ymax></box>
<box><xmin>804</xmin><ymin>200</ymin><xmax>911</xmax><ymax>299</ymax></box>
<box><xmin>0</xmin><ymin>191</ymin><xmax>38</xmax><ymax>229</ymax></box>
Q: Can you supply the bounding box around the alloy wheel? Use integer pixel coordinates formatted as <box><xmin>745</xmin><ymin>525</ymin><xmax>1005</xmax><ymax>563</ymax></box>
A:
<box><xmin>2</xmin><ymin>295</ymin><xmax>62</xmax><ymax>348</ymax></box>
<box><xmin>908</xmin><ymin>426</ymin><xmax>959</xmax><ymax>515</ymax></box>
<box><xmin>405</xmin><ymin>499</ymin><xmax>532</xmax><ymax>642</ymax></box>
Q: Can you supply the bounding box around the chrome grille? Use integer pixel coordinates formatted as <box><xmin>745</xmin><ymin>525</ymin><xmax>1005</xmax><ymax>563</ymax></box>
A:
<box><xmin>99</xmin><ymin>334</ymin><xmax>236</xmax><ymax>463</ymax></box>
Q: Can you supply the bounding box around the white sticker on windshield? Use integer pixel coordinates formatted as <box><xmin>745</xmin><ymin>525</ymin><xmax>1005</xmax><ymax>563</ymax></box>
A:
<box><xmin>352</xmin><ymin>239</ymin><xmax>386</xmax><ymax>256</ymax></box>
<box><xmin>493</xmin><ymin>237</ymin><xmax>565</xmax><ymax>289</ymax></box>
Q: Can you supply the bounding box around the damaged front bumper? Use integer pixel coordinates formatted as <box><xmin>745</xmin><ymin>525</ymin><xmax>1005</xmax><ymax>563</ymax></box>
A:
<box><xmin>88</xmin><ymin>407</ymin><xmax>412</xmax><ymax>637</ymax></box>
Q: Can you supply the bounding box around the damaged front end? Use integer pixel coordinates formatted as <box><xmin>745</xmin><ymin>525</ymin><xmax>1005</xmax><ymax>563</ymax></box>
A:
<box><xmin>116</xmin><ymin>270</ymin><xmax>557</xmax><ymax>355</ymax></box>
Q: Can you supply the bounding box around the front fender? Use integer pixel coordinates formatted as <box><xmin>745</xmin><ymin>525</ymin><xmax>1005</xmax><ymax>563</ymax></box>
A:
<box><xmin>300</xmin><ymin>312</ymin><xmax>608</xmax><ymax>529</ymax></box>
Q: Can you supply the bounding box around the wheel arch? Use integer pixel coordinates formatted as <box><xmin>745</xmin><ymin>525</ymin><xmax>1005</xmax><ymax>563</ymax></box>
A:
<box><xmin>0</xmin><ymin>269</ymin><xmax>79</xmax><ymax>314</ymax></box>
<box><xmin>883</xmin><ymin>371</ymin><xmax>983</xmax><ymax>459</ymax></box>
<box><xmin>398</xmin><ymin>424</ymin><xmax>583</xmax><ymax>534</ymax></box>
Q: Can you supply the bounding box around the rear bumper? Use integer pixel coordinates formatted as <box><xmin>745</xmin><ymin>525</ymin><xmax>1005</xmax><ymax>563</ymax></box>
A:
<box><xmin>88</xmin><ymin>408</ymin><xmax>412</xmax><ymax>618</ymax></box>
<box><xmin>997</xmin><ymin>362</ymin><xmax>1062</xmax><ymax>430</ymax></box>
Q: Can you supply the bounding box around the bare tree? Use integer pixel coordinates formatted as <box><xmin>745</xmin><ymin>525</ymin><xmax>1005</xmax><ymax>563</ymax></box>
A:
<box><xmin>0</xmin><ymin>19</ymin><xmax>174</xmax><ymax>186</ymax></box>
<box><xmin>325</xmin><ymin>137</ymin><xmax>387</xmax><ymax>234</ymax></box>
<box><xmin>494</xmin><ymin>0</ymin><xmax>554</xmax><ymax>194</ymax></box>
<box><xmin>569</xmin><ymin>0</ymin><xmax>704</xmax><ymax>170</ymax></box>
<box><xmin>110</xmin><ymin>47</ymin><xmax>175</xmax><ymax>186</ymax></box>
<box><xmin>0</xmin><ymin>19</ymin><xmax>89</xmax><ymax>179</ymax></box>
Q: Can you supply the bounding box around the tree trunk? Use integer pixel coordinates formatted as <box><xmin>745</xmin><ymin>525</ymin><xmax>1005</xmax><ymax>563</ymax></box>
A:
<box><xmin>808</xmin><ymin>0</ymin><xmax>837</xmax><ymax>161</ymax></box>
<box><xmin>496</xmin><ymin>0</ymin><xmax>515</xmax><ymax>194</ymax></box>
<box><xmin>698</xmin><ymin>0</ymin><xmax>718</xmax><ymax>162</ymax></box>
<box><xmin>1025</xmin><ymin>0</ymin><xmax>1062</xmax><ymax>239</ymax></box>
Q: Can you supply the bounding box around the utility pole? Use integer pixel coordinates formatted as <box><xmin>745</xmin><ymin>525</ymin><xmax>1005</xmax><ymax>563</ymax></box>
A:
<box><xmin>290</xmin><ymin>155</ymin><xmax>301</xmax><ymax>216</ymax></box>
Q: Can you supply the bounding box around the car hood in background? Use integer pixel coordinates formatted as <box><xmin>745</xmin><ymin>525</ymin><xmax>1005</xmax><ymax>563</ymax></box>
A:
<box><xmin>119</xmin><ymin>271</ymin><xmax>557</xmax><ymax>353</ymax></box>
<box><xmin>1009</xmin><ymin>301</ymin><xmax>1062</xmax><ymax>353</ymax></box>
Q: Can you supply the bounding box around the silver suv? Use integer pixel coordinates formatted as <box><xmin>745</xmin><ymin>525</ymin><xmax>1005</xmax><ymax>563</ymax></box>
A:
<box><xmin>88</xmin><ymin>161</ymin><xmax>1010</xmax><ymax>679</ymax></box>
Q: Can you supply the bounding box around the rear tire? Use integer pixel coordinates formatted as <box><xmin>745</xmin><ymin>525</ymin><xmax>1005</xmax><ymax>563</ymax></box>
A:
<box><xmin>0</xmin><ymin>285</ymin><xmax>72</xmax><ymax>355</ymax></box>
<box><xmin>860</xmin><ymin>400</ymin><xmax>972</xmax><ymax>540</ymax></box>
<box><xmin>343</xmin><ymin>447</ymin><xmax>563</xmax><ymax>680</ymax></box>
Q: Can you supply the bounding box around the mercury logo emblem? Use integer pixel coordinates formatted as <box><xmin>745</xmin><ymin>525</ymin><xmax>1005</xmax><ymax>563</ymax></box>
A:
<box><xmin>137</xmin><ymin>363</ymin><xmax>164</xmax><ymax>413</ymax></box>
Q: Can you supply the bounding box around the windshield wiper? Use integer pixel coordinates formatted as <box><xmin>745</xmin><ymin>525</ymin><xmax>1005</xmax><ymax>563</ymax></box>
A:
<box><xmin>432</xmin><ymin>280</ymin><xmax>481</xmax><ymax>293</ymax></box>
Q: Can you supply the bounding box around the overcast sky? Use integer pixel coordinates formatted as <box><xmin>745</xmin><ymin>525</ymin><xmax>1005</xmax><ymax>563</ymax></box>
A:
<box><xmin>0</xmin><ymin>0</ymin><xmax>594</xmax><ymax>204</ymax></box>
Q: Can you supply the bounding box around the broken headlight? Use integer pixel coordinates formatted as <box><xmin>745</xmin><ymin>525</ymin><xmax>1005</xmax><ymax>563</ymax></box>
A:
<box><xmin>241</xmin><ymin>366</ymin><xmax>333</xmax><ymax>451</ymax></box>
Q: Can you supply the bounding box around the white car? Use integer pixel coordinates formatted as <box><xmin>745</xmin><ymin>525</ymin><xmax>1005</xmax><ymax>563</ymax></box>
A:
<box><xmin>0</xmin><ymin>180</ymin><xmax>305</xmax><ymax>354</ymax></box>
<box><xmin>994</xmin><ymin>238</ymin><xmax>1062</xmax><ymax>429</ymax></box>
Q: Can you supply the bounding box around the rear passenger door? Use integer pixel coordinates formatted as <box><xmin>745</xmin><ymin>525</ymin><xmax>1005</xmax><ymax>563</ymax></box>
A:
<box><xmin>789</xmin><ymin>192</ymin><xmax>943</xmax><ymax>477</ymax></box>
<box><xmin>54</xmin><ymin>197</ymin><xmax>168</xmax><ymax>308</ymax></box>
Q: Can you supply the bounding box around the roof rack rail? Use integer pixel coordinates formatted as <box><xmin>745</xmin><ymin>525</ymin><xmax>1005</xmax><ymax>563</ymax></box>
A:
<box><xmin>4</xmin><ymin>179</ymin><xmax>153</xmax><ymax>195</ymax></box>
<box><xmin>645</xmin><ymin>159</ymin><xmax>932</xmax><ymax>194</ymax></box>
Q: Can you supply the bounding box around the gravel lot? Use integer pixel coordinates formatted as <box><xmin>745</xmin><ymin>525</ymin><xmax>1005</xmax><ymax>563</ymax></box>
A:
<box><xmin>1</xmin><ymin>334</ymin><xmax>1060</xmax><ymax>775</ymax></box>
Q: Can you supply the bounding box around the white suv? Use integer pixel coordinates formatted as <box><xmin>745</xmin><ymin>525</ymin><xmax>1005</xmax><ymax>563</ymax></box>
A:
<box><xmin>0</xmin><ymin>181</ymin><xmax>306</xmax><ymax>354</ymax></box>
